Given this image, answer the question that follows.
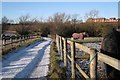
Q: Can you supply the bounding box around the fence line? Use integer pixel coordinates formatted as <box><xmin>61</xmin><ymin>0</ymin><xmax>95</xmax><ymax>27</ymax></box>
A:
<box><xmin>2</xmin><ymin>36</ymin><xmax>38</xmax><ymax>46</ymax></box>
<box><xmin>56</xmin><ymin>34</ymin><xmax>120</xmax><ymax>79</ymax></box>
<box><xmin>2</xmin><ymin>35</ymin><xmax>40</xmax><ymax>55</ymax></box>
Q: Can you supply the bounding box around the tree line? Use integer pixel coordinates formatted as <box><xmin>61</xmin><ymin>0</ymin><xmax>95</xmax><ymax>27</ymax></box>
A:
<box><xmin>2</xmin><ymin>10</ymin><xmax>120</xmax><ymax>37</ymax></box>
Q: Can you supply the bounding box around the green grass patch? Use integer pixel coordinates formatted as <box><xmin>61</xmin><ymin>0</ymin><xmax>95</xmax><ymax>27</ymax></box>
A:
<box><xmin>47</xmin><ymin>41</ymin><xmax>66</xmax><ymax>79</ymax></box>
<box><xmin>68</xmin><ymin>37</ymin><xmax>102</xmax><ymax>43</ymax></box>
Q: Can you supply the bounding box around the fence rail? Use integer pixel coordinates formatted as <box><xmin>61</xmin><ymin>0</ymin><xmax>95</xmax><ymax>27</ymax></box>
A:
<box><xmin>2</xmin><ymin>35</ymin><xmax>38</xmax><ymax>46</ymax></box>
<box><xmin>56</xmin><ymin>34</ymin><xmax>120</xmax><ymax>79</ymax></box>
<box><xmin>2</xmin><ymin>35</ymin><xmax>40</xmax><ymax>55</ymax></box>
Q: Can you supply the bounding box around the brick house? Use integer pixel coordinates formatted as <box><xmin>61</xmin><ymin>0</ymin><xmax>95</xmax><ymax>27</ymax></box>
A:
<box><xmin>86</xmin><ymin>18</ymin><xmax>119</xmax><ymax>22</ymax></box>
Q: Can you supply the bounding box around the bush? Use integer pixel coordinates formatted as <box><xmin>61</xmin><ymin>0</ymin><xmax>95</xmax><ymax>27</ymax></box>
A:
<box><xmin>4</xmin><ymin>21</ymin><xmax>119</xmax><ymax>38</ymax></box>
<box><xmin>57</xmin><ymin>24</ymin><xmax>75</xmax><ymax>37</ymax></box>
<box><xmin>39</xmin><ymin>24</ymin><xmax>50</xmax><ymax>37</ymax></box>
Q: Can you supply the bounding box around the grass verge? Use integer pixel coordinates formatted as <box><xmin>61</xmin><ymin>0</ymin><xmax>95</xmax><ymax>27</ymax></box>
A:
<box><xmin>2</xmin><ymin>38</ymin><xmax>43</xmax><ymax>56</ymax></box>
<box><xmin>47</xmin><ymin>41</ymin><xmax>66</xmax><ymax>79</ymax></box>
<box><xmin>68</xmin><ymin>37</ymin><xmax>102</xmax><ymax>43</ymax></box>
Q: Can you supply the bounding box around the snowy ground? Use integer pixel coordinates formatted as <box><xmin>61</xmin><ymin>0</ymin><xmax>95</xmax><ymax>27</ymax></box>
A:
<box><xmin>1</xmin><ymin>37</ymin><xmax>52</xmax><ymax>79</ymax></box>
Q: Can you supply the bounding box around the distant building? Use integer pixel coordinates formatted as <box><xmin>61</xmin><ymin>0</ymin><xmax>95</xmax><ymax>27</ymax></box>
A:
<box><xmin>86</xmin><ymin>18</ymin><xmax>119</xmax><ymax>22</ymax></box>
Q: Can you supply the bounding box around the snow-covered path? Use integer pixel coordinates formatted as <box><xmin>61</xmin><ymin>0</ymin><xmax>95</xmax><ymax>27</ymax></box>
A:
<box><xmin>1</xmin><ymin>37</ymin><xmax>52</xmax><ymax>79</ymax></box>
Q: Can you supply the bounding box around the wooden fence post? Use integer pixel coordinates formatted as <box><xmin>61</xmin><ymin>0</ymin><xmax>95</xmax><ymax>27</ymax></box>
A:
<box><xmin>64</xmin><ymin>38</ymin><xmax>67</xmax><ymax>67</ymax></box>
<box><xmin>4</xmin><ymin>39</ymin><xmax>6</xmax><ymax>45</ymax></box>
<box><xmin>56</xmin><ymin>34</ymin><xmax>59</xmax><ymax>51</ymax></box>
<box><xmin>11</xmin><ymin>38</ymin><xmax>13</xmax><ymax>48</ymax></box>
<box><xmin>20</xmin><ymin>37</ymin><xmax>22</xmax><ymax>45</ymax></box>
<box><xmin>56</xmin><ymin>34</ymin><xmax>58</xmax><ymax>49</ymax></box>
<box><xmin>60</xmin><ymin>36</ymin><xmax>63</xmax><ymax>60</ymax></box>
<box><xmin>71</xmin><ymin>41</ymin><xmax>75</xmax><ymax>79</ymax></box>
<box><xmin>90</xmin><ymin>49</ymin><xmax>97</xmax><ymax>79</ymax></box>
<box><xmin>57</xmin><ymin>36</ymin><xmax>60</xmax><ymax>53</ymax></box>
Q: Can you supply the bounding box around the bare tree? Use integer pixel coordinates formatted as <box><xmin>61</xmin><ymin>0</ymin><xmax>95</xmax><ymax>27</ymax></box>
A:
<box><xmin>2</xmin><ymin>16</ymin><xmax>9</xmax><ymax>24</ymax></box>
<box><xmin>48</xmin><ymin>12</ymin><xmax>71</xmax><ymax>23</ymax></box>
<box><xmin>71</xmin><ymin>14</ymin><xmax>81</xmax><ymax>21</ymax></box>
<box><xmin>2</xmin><ymin>16</ymin><xmax>10</xmax><ymax>33</ymax></box>
<box><xmin>31</xmin><ymin>19</ymin><xmax>42</xmax><ymax>35</ymax></box>
<box><xmin>84</xmin><ymin>9</ymin><xmax>99</xmax><ymax>21</ymax></box>
<box><xmin>47</xmin><ymin>12</ymin><xmax>71</xmax><ymax>34</ymax></box>
<box><xmin>14</xmin><ymin>14</ymin><xmax>32</xmax><ymax>36</ymax></box>
<box><xmin>71</xmin><ymin>14</ymin><xmax>83</xmax><ymax>25</ymax></box>
<box><xmin>18</xmin><ymin>14</ymin><xmax>30</xmax><ymax>24</ymax></box>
